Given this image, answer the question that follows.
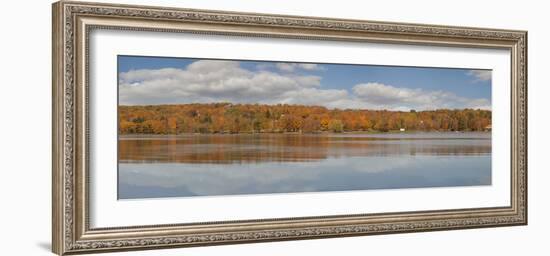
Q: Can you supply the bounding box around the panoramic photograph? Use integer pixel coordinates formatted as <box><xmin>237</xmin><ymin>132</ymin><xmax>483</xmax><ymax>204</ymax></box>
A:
<box><xmin>117</xmin><ymin>55</ymin><xmax>492</xmax><ymax>199</ymax></box>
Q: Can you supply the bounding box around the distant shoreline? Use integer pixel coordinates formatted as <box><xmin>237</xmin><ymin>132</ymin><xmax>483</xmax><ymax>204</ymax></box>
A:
<box><xmin>119</xmin><ymin>103</ymin><xmax>492</xmax><ymax>135</ymax></box>
<box><xmin>119</xmin><ymin>130</ymin><xmax>491</xmax><ymax>136</ymax></box>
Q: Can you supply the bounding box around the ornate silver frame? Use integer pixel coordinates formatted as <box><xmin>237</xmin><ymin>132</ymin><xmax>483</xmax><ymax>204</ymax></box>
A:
<box><xmin>52</xmin><ymin>1</ymin><xmax>527</xmax><ymax>255</ymax></box>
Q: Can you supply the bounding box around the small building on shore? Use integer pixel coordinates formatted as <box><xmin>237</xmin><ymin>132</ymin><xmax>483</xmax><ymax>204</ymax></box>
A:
<box><xmin>484</xmin><ymin>125</ymin><xmax>492</xmax><ymax>131</ymax></box>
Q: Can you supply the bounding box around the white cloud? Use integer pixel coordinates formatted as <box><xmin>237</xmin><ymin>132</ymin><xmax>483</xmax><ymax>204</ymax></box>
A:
<box><xmin>119</xmin><ymin>60</ymin><xmax>324</xmax><ymax>105</ymax></box>
<box><xmin>119</xmin><ymin>60</ymin><xmax>490</xmax><ymax>111</ymax></box>
<box><xmin>467</xmin><ymin>70</ymin><xmax>492</xmax><ymax>82</ymax></box>
<box><xmin>277</xmin><ymin>87</ymin><xmax>350</xmax><ymax>106</ymax></box>
<box><xmin>297</xmin><ymin>64</ymin><xmax>321</xmax><ymax>70</ymax></box>
<box><xmin>275</xmin><ymin>63</ymin><xmax>322</xmax><ymax>72</ymax></box>
<box><xmin>352</xmin><ymin>82</ymin><xmax>491</xmax><ymax>110</ymax></box>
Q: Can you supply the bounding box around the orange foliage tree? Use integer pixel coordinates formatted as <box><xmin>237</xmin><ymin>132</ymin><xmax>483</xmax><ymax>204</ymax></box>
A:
<box><xmin>118</xmin><ymin>103</ymin><xmax>491</xmax><ymax>134</ymax></box>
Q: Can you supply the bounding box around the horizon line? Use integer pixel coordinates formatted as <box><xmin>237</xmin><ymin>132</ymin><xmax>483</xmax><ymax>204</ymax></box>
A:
<box><xmin>118</xmin><ymin>102</ymin><xmax>492</xmax><ymax>112</ymax></box>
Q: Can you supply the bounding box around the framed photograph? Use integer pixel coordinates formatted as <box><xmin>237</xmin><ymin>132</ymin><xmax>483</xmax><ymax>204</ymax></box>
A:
<box><xmin>52</xmin><ymin>1</ymin><xmax>527</xmax><ymax>255</ymax></box>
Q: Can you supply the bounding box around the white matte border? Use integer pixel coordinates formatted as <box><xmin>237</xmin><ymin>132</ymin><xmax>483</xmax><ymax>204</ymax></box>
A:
<box><xmin>89</xmin><ymin>29</ymin><xmax>511</xmax><ymax>228</ymax></box>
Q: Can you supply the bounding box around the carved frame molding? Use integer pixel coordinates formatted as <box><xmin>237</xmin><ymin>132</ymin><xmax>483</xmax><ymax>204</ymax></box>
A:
<box><xmin>52</xmin><ymin>1</ymin><xmax>527</xmax><ymax>255</ymax></box>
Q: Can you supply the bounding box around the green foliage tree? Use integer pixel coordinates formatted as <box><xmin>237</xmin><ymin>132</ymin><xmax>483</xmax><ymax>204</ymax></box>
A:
<box><xmin>328</xmin><ymin>119</ymin><xmax>344</xmax><ymax>133</ymax></box>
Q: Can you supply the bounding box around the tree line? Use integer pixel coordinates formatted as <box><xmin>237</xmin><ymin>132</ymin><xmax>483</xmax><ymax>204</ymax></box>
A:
<box><xmin>119</xmin><ymin>103</ymin><xmax>491</xmax><ymax>134</ymax></box>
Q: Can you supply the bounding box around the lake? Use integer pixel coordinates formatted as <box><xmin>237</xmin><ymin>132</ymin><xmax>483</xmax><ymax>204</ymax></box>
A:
<box><xmin>118</xmin><ymin>132</ymin><xmax>491</xmax><ymax>199</ymax></box>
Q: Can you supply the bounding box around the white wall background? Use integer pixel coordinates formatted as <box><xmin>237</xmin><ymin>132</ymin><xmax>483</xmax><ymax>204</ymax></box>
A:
<box><xmin>0</xmin><ymin>0</ymin><xmax>547</xmax><ymax>255</ymax></box>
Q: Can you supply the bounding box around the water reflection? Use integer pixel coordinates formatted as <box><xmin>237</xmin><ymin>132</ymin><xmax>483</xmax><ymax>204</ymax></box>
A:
<box><xmin>119</xmin><ymin>156</ymin><xmax>491</xmax><ymax>199</ymax></box>
<box><xmin>119</xmin><ymin>133</ymin><xmax>491</xmax><ymax>164</ymax></box>
<box><xmin>118</xmin><ymin>132</ymin><xmax>491</xmax><ymax>199</ymax></box>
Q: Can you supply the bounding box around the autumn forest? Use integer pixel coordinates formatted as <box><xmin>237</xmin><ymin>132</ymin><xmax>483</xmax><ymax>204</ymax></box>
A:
<box><xmin>118</xmin><ymin>103</ymin><xmax>492</xmax><ymax>135</ymax></box>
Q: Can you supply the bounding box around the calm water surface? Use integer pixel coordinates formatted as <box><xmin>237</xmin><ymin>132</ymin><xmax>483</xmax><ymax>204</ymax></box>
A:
<box><xmin>118</xmin><ymin>132</ymin><xmax>491</xmax><ymax>199</ymax></box>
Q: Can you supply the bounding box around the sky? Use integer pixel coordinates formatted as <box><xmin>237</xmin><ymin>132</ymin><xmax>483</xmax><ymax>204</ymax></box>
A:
<box><xmin>118</xmin><ymin>55</ymin><xmax>492</xmax><ymax>111</ymax></box>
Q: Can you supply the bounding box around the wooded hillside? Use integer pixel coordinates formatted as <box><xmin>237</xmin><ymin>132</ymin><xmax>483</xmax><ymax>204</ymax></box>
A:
<box><xmin>119</xmin><ymin>103</ymin><xmax>491</xmax><ymax>134</ymax></box>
